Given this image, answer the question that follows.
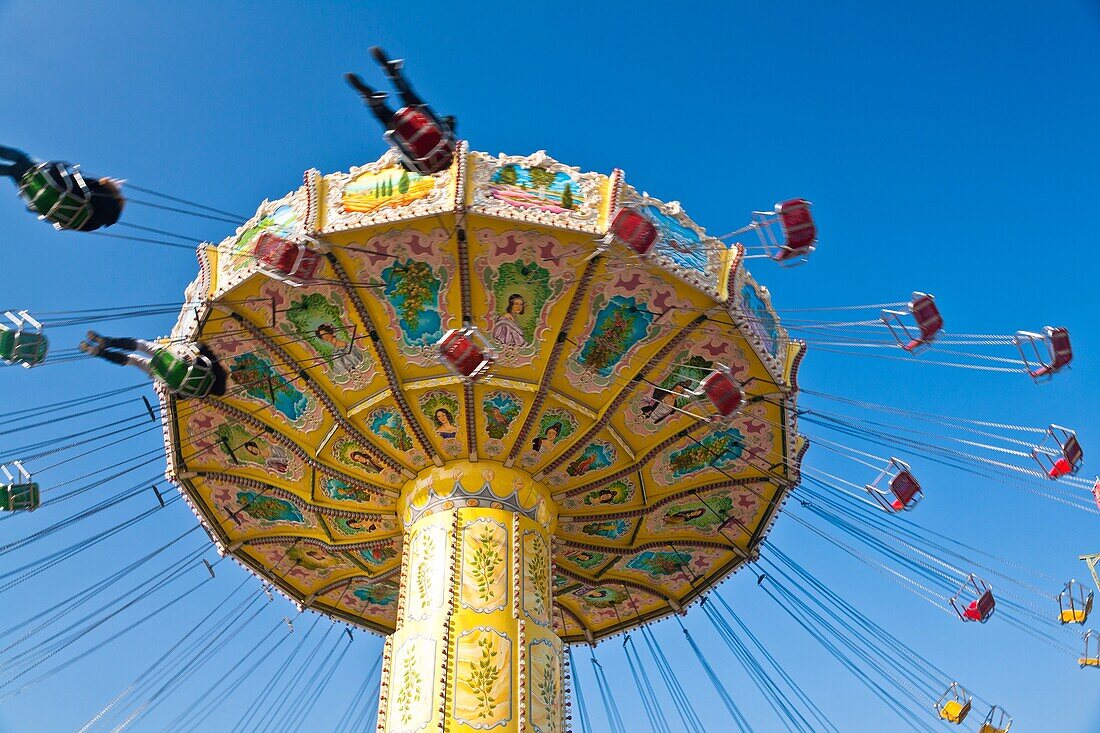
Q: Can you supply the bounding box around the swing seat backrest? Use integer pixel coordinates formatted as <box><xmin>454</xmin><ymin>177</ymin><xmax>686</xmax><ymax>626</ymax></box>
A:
<box><xmin>1028</xmin><ymin>327</ymin><xmax>1072</xmax><ymax>378</ymax></box>
<box><xmin>776</xmin><ymin>198</ymin><xmax>816</xmax><ymax>253</ymax></box>
<box><xmin>910</xmin><ymin>294</ymin><xmax>943</xmax><ymax>342</ymax></box>
<box><xmin>1062</xmin><ymin>433</ymin><xmax>1084</xmax><ymax>469</ymax></box>
<box><xmin>966</xmin><ymin>589</ymin><xmax>996</xmax><ymax>622</ymax></box>
<box><xmin>609</xmin><ymin>208</ymin><xmax>659</xmax><ymax>255</ymax></box>
<box><xmin>889</xmin><ymin>469</ymin><xmax>922</xmax><ymax>510</ymax></box>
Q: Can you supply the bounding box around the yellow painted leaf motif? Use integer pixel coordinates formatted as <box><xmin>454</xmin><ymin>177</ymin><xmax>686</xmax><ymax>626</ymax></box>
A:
<box><xmin>461</xmin><ymin>520</ymin><xmax>508</xmax><ymax>612</ymax></box>
<box><xmin>454</xmin><ymin>629</ymin><xmax>512</xmax><ymax>728</ymax></box>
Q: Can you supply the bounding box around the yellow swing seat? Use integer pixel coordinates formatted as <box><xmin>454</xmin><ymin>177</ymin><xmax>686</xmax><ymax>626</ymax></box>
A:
<box><xmin>938</xmin><ymin>699</ymin><xmax>971</xmax><ymax>724</ymax></box>
<box><xmin>1063</xmin><ymin>607</ymin><xmax>1091</xmax><ymax>624</ymax></box>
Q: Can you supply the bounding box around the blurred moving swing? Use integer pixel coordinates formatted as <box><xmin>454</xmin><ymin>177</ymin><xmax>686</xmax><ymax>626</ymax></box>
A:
<box><xmin>0</xmin><ymin>462</ymin><xmax>39</xmax><ymax>512</ymax></box>
<box><xmin>0</xmin><ymin>310</ymin><xmax>48</xmax><ymax>367</ymax></box>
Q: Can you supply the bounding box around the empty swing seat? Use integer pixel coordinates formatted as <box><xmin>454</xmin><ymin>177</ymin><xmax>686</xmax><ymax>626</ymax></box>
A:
<box><xmin>775</xmin><ymin>198</ymin><xmax>817</xmax><ymax>258</ymax></box>
<box><xmin>963</xmin><ymin>590</ymin><xmax>996</xmax><ymax>622</ymax></box>
<box><xmin>1033</xmin><ymin>425</ymin><xmax>1084</xmax><ymax>480</ymax></box>
<box><xmin>939</xmin><ymin>700</ymin><xmax>971</xmax><ymax>724</ymax></box>
<box><xmin>1051</xmin><ymin>433</ymin><xmax>1084</xmax><ymax>478</ymax></box>
<box><xmin>935</xmin><ymin>683</ymin><xmax>972</xmax><ymax>724</ymax></box>
<box><xmin>385</xmin><ymin>107</ymin><xmax>455</xmax><ymax>175</ymax></box>
<box><xmin>1015</xmin><ymin>326</ymin><xmax>1072</xmax><ymax>381</ymax></box>
<box><xmin>1059</xmin><ymin>580</ymin><xmax>1094</xmax><ymax>625</ymax></box>
<box><xmin>696</xmin><ymin>367</ymin><xmax>744</xmax><ymax>418</ymax></box>
<box><xmin>883</xmin><ymin>292</ymin><xmax>943</xmax><ymax>352</ymax></box>
<box><xmin>607</xmin><ymin>208</ymin><xmax>659</xmax><ymax>255</ymax></box>
<box><xmin>952</xmin><ymin>575</ymin><xmax>996</xmax><ymax>623</ymax></box>
<box><xmin>1</xmin><ymin>462</ymin><xmax>39</xmax><ymax>512</ymax></box>
<box><xmin>438</xmin><ymin>327</ymin><xmax>495</xmax><ymax>382</ymax></box>
<box><xmin>254</xmin><ymin>233</ymin><xmax>322</xmax><ymax>286</ymax></box>
<box><xmin>865</xmin><ymin>458</ymin><xmax>923</xmax><ymax>512</ymax></box>
<box><xmin>888</xmin><ymin>470</ymin><xmax>922</xmax><ymax>511</ymax></box>
<box><xmin>1</xmin><ymin>482</ymin><xmax>39</xmax><ymax>512</ymax></box>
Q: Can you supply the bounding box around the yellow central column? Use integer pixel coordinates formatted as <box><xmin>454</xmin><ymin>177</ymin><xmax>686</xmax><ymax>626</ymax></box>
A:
<box><xmin>378</xmin><ymin>462</ymin><xmax>562</xmax><ymax>733</ymax></box>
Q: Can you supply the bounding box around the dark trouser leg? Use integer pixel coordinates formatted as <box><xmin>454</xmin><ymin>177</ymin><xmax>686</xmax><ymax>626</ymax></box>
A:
<box><xmin>96</xmin><ymin>348</ymin><xmax>154</xmax><ymax>376</ymax></box>
<box><xmin>387</xmin><ymin>70</ymin><xmax>424</xmax><ymax>109</ymax></box>
<box><xmin>0</xmin><ymin>145</ymin><xmax>34</xmax><ymax>181</ymax></box>
<box><xmin>101</xmin><ymin>336</ymin><xmax>139</xmax><ymax>350</ymax></box>
<box><xmin>345</xmin><ymin>74</ymin><xmax>397</xmax><ymax>128</ymax></box>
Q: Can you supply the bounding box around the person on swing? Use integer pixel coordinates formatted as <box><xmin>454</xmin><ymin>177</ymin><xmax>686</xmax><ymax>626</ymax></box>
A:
<box><xmin>80</xmin><ymin>332</ymin><xmax>226</xmax><ymax>399</ymax></box>
<box><xmin>0</xmin><ymin>144</ymin><xmax>124</xmax><ymax>231</ymax></box>
<box><xmin>344</xmin><ymin>47</ymin><xmax>456</xmax><ymax>174</ymax></box>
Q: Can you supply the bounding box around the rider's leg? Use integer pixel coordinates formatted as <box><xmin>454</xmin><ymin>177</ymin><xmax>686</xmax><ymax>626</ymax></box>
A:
<box><xmin>0</xmin><ymin>145</ymin><xmax>34</xmax><ymax>182</ymax></box>
<box><xmin>370</xmin><ymin>47</ymin><xmax>425</xmax><ymax>108</ymax></box>
<box><xmin>86</xmin><ymin>346</ymin><xmax>154</xmax><ymax>376</ymax></box>
<box><xmin>345</xmin><ymin>73</ymin><xmax>397</xmax><ymax>128</ymax></box>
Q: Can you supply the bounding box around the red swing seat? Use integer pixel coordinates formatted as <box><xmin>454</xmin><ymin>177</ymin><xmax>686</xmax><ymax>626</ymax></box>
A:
<box><xmin>385</xmin><ymin>107</ymin><xmax>455</xmax><ymax>175</ymax></box>
<box><xmin>1015</xmin><ymin>326</ymin><xmax>1072</xmax><ymax>381</ymax></box>
<box><xmin>438</xmin><ymin>327</ymin><xmax>496</xmax><ymax>382</ymax></box>
<box><xmin>951</xmin><ymin>574</ymin><xmax>996</xmax><ymax>623</ymax></box>
<box><xmin>254</xmin><ymin>233</ymin><xmax>322</xmax><ymax>286</ymax></box>
<box><xmin>882</xmin><ymin>293</ymin><xmax>943</xmax><ymax>352</ymax></box>
<box><xmin>606</xmin><ymin>208</ymin><xmax>659</xmax><ymax>256</ymax></box>
<box><xmin>694</xmin><ymin>366</ymin><xmax>744</xmax><ymax>419</ymax></box>
<box><xmin>865</xmin><ymin>458</ymin><xmax>923</xmax><ymax>512</ymax></box>
<box><xmin>1033</xmin><ymin>425</ymin><xmax>1083</xmax><ymax>480</ymax></box>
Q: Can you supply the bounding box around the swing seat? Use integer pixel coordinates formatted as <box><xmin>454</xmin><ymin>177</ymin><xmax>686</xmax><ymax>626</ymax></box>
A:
<box><xmin>1034</xmin><ymin>426</ymin><xmax>1083</xmax><ymax>480</ymax></box>
<box><xmin>952</xmin><ymin>575</ymin><xmax>995</xmax><ymax>622</ymax></box>
<box><xmin>980</xmin><ymin>724</ymin><xmax>1010</xmax><ymax>733</ymax></box>
<box><xmin>696</xmin><ymin>367</ymin><xmax>744</xmax><ymax>418</ymax></box>
<box><xmin>1058</xmin><ymin>581</ymin><xmax>1093</xmax><ymax>624</ymax></box>
<box><xmin>18</xmin><ymin>162</ymin><xmax>94</xmax><ymax>231</ymax></box>
<box><xmin>883</xmin><ymin>293</ymin><xmax>943</xmax><ymax>352</ymax></box>
<box><xmin>254</xmin><ymin>233</ymin><xmax>322</xmax><ymax>286</ymax></box>
<box><xmin>888</xmin><ymin>469</ymin><xmax>922</xmax><ymax>511</ymax></box>
<box><xmin>773</xmin><ymin>198</ymin><xmax>817</xmax><ymax>262</ymax></box>
<box><xmin>938</xmin><ymin>699</ymin><xmax>971</xmax><ymax>724</ymax></box>
<box><xmin>1080</xmin><ymin>656</ymin><xmax>1100</xmax><ymax>668</ymax></box>
<box><xmin>384</xmin><ymin>106</ymin><xmax>455</xmax><ymax>175</ymax></box>
<box><xmin>865</xmin><ymin>458</ymin><xmax>922</xmax><ymax>512</ymax></box>
<box><xmin>1061</xmin><ymin>607</ymin><xmax>1091</xmax><ymax>624</ymax></box>
<box><xmin>438</xmin><ymin>327</ymin><xmax>495</xmax><ymax>382</ymax></box>
<box><xmin>0</xmin><ymin>328</ymin><xmax>48</xmax><ymax>368</ymax></box>
<box><xmin>963</xmin><ymin>589</ymin><xmax>996</xmax><ymax>622</ymax></box>
<box><xmin>607</xmin><ymin>208</ymin><xmax>659</xmax><ymax>255</ymax></box>
<box><xmin>1</xmin><ymin>482</ymin><xmax>39</xmax><ymax>512</ymax></box>
<box><xmin>1016</xmin><ymin>326</ymin><xmax>1072</xmax><ymax>381</ymax></box>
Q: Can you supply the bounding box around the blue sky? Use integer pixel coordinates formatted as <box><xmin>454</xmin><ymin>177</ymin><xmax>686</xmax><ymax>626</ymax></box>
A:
<box><xmin>0</xmin><ymin>1</ymin><xmax>1098</xmax><ymax>730</ymax></box>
